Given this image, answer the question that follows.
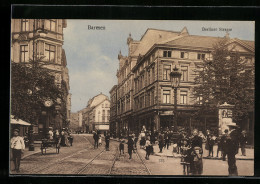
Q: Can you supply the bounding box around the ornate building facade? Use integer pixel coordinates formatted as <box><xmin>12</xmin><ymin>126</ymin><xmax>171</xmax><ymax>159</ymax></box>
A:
<box><xmin>11</xmin><ymin>19</ymin><xmax>71</xmax><ymax>139</ymax></box>
<box><xmin>110</xmin><ymin>27</ymin><xmax>254</xmax><ymax>137</ymax></box>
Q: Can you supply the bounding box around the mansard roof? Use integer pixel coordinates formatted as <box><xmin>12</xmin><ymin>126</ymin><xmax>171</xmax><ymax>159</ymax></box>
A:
<box><xmin>132</xmin><ymin>28</ymin><xmax>183</xmax><ymax>56</ymax></box>
<box><xmin>165</xmin><ymin>35</ymin><xmax>254</xmax><ymax>52</ymax></box>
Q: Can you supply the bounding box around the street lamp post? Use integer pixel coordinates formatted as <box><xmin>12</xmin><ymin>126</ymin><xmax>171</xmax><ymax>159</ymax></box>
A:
<box><xmin>28</xmin><ymin>19</ymin><xmax>37</xmax><ymax>151</ymax></box>
<box><xmin>170</xmin><ymin>65</ymin><xmax>182</xmax><ymax>132</ymax></box>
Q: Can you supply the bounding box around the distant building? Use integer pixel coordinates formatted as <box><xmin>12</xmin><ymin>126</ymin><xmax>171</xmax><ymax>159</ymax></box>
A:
<box><xmin>82</xmin><ymin>93</ymin><xmax>111</xmax><ymax>133</ymax></box>
<box><xmin>110</xmin><ymin>27</ymin><xmax>254</xmax><ymax>137</ymax></box>
<box><xmin>70</xmin><ymin>111</ymin><xmax>83</xmax><ymax>132</ymax></box>
<box><xmin>109</xmin><ymin>85</ymin><xmax>117</xmax><ymax>137</ymax></box>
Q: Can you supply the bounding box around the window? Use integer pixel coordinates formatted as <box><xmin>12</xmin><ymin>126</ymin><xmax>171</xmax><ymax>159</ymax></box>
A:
<box><xmin>196</xmin><ymin>96</ymin><xmax>203</xmax><ymax>105</ymax></box>
<box><xmin>147</xmin><ymin>92</ymin><xmax>150</xmax><ymax>106</ymax></box>
<box><xmin>45</xmin><ymin>19</ymin><xmax>56</xmax><ymax>32</ymax></box>
<box><xmin>163</xmin><ymin>50</ymin><xmax>172</xmax><ymax>57</ymax></box>
<box><xmin>180</xmin><ymin>91</ymin><xmax>188</xmax><ymax>104</ymax></box>
<box><xmin>102</xmin><ymin>110</ymin><xmax>105</xmax><ymax>121</ymax></box>
<box><xmin>147</xmin><ymin>70</ymin><xmax>150</xmax><ymax>84</ymax></box>
<box><xmin>21</xmin><ymin>19</ymin><xmax>29</xmax><ymax>32</ymax></box>
<box><xmin>45</xmin><ymin>43</ymin><xmax>56</xmax><ymax>62</ymax></box>
<box><xmin>20</xmin><ymin>45</ymin><xmax>29</xmax><ymax>62</ymax></box>
<box><xmin>181</xmin><ymin>66</ymin><xmax>188</xmax><ymax>81</ymax></box>
<box><xmin>163</xmin><ymin>90</ymin><xmax>170</xmax><ymax>104</ymax></box>
<box><xmin>163</xmin><ymin>65</ymin><xmax>171</xmax><ymax>80</ymax></box>
<box><xmin>151</xmin><ymin>90</ymin><xmax>154</xmax><ymax>105</ymax></box>
<box><xmin>180</xmin><ymin>52</ymin><xmax>188</xmax><ymax>59</ymax></box>
<box><xmin>140</xmin><ymin>96</ymin><xmax>144</xmax><ymax>108</ymax></box>
<box><xmin>197</xmin><ymin>53</ymin><xmax>206</xmax><ymax>60</ymax></box>
<box><xmin>152</xmin><ymin>67</ymin><xmax>155</xmax><ymax>82</ymax></box>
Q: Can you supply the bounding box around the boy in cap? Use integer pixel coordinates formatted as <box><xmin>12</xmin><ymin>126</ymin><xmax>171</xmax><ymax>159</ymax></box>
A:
<box><xmin>10</xmin><ymin>129</ymin><xmax>25</xmax><ymax>173</ymax></box>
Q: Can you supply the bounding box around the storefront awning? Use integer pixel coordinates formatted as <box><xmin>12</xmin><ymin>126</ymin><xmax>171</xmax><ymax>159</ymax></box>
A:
<box><xmin>10</xmin><ymin>116</ymin><xmax>31</xmax><ymax>126</ymax></box>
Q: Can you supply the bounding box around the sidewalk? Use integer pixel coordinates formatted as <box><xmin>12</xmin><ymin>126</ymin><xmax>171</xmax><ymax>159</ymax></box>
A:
<box><xmin>21</xmin><ymin>143</ymin><xmax>55</xmax><ymax>159</ymax></box>
<box><xmin>150</xmin><ymin>143</ymin><xmax>254</xmax><ymax>160</ymax></box>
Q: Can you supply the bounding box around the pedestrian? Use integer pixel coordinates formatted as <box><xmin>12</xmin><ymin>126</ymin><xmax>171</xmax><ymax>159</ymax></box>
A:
<box><xmin>240</xmin><ymin>130</ymin><xmax>247</xmax><ymax>156</ymax></box>
<box><xmin>190</xmin><ymin>129</ymin><xmax>203</xmax><ymax>175</ymax></box>
<box><xmin>150</xmin><ymin>132</ymin><xmax>155</xmax><ymax>145</ymax></box>
<box><xmin>93</xmin><ymin>131</ymin><xmax>99</xmax><ymax>149</ymax></box>
<box><xmin>64</xmin><ymin>128</ymin><xmax>70</xmax><ymax>146</ymax></box>
<box><xmin>145</xmin><ymin>137</ymin><xmax>153</xmax><ymax>160</ymax></box>
<box><xmin>98</xmin><ymin>134</ymin><xmax>102</xmax><ymax>146</ymax></box>
<box><xmin>180</xmin><ymin>139</ymin><xmax>191</xmax><ymax>175</ymax></box>
<box><xmin>54</xmin><ymin>130</ymin><xmax>60</xmax><ymax>143</ymax></box>
<box><xmin>177</xmin><ymin>131</ymin><xmax>183</xmax><ymax>154</ymax></box>
<box><xmin>226</xmin><ymin>126</ymin><xmax>240</xmax><ymax>176</ymax></box>
<box><xmin>164</xmin><ymin>132</ymin><xmax>170</xmax><ymax>150</ymax></box>
<box><xmin>68</xmin><ymin>132</ymin><xmax>73</xmax><ymax>146</ymax></box>
<box><xmin>119</xmin><ymin>139</ymin><xmax>125</xmax><ymax>155</ymax></box>
<box><xmin>207</xmin><ymin>134</ymin><xmax>215</xmax><ymax>157</ymax></box>
<box><xmin>60</xmin><ymin>128</ymin><xmax>65</xmax><ymax>146</ymax></box>
<box><xmin>140</xmin><ymin>131</ymin><xmax>146</xmax><ymax>149</ymax></box>
<box><xmin>105</xmin><ymin>133</ymin><xmax>110</xmax><ymax>151</ymax></box>
<box><xmin>10</xmin><ymin>129</ymin><xmax>25</xmax><ymax>173</ymax></box>
<box><xmin>158</xmin><ymin>133</ymin><xmax>164</xmax><ymax>153</ymax></box>
<box><xmin>191</xmin><ymin>146</ymin><xmax>203</xmax><ymax>175</ymax></box>
<box><xmin>221</xmin><ymin>129</ymin><xmax>229</xmax><ymax>161</ymax></box>
<box><xmin>216</xmin><ymin>135</ymin><xmax>223</xmax><ymax>158</ymax></box>
<box><xmin>127</xmin><ymin>135</ymin><xmax>135</xmax><ymax>159</ymax></box>
<box><xmin>48</xmin><ymin>127</ymin><xmax>54</xmax><ymax>140</ymax></box>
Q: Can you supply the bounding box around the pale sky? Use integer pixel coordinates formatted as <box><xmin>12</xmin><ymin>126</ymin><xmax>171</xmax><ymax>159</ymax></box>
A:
<box><xmin>63</xmin><ymin>20</ymin><xmax>254</xmax><ymax>112</ymax></box>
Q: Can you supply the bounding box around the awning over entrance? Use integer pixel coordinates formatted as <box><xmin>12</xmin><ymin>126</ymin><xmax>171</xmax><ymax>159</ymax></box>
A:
<box><xmin>10</xmin><ymin>115</ymin><xmax>31</xmax><ymax>126</ymax></box>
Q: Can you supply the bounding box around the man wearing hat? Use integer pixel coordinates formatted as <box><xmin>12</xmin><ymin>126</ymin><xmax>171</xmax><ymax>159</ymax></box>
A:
<box><xmin>225</xmin><ymin>125</ymin><xmax>240</xmax><ymax>176</ymax></box>
<box><xmin>127</xmin><ymin>135</ymin><xmax>135</xmax><ymax>159</ymax></box>
<box><xmin>10</xmin><ymin>129</ymin><xmax>25</xmax><ymax>173</ymax></box>
<box><xmin>221</xmin><ymin>129</ymin><xmax>229</xmax><ymax>161</ymax></box>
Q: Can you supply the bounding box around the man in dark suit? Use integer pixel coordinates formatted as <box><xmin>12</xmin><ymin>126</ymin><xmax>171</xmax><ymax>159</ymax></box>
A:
<box><xmin>221</xmin><ymin>129</ymin><xmax>229</xmax><ymax>161</ymax></box>
<box><xmin>93</xmin><ymin>131</ymin><xmax>99</xmax><ymax>149</ymax></box>
<box><xmin>127</xmin><ymin>135</ymin><xmax>135</xmax><ymax>159</ymax></box>
<box><xmin>226</xmin><ymin>125</ymin><xmax>240</xmax><ymax>176</ymax></box>
<box><xmin>105</xmin><ymin>132</ymin><xmax>110</xmax><ymax>151</ymax></box>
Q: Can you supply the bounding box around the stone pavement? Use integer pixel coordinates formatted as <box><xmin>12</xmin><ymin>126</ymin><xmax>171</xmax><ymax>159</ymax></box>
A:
<box><xmin>150</xmin><ymin>143</ymin><xmax>254</xmax><ymax>160</ymax></box>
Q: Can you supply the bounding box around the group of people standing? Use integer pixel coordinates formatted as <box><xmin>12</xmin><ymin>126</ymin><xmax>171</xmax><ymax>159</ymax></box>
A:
<box><xmin>93</xmin><ymin>131</ymin><xmax>110</xmax><ymax>151</ymax></box>
<box><xmin>48</xmin><ymin>127</ymin><xmax>73</xmax><ymax>147</ymax></box>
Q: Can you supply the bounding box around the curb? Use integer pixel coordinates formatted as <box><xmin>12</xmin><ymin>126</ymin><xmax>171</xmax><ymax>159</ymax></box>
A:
<box><xmin>152</xmin><ymin>153</ymin><xmax>254</xmax><ymax>160</ymax></box>
<box><xmin>21</xmin><ymin>148</ymin><xmax>54</xmax><ymax>159</ymax></box>
<box><xmin>111</xmin><ymin>139</ymin><xmax>254</xmax><ymax>161</ymax></box>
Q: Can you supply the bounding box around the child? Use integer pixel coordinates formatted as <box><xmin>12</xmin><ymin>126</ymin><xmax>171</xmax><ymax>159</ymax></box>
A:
<box><xmin>180</xmin><ymin>139</ymin><xmax>191</xmax><ymax>175</ymax></box>
<box><xmin>119</xmin><ymin>139</ymin><xmax>125</xmax><ymax>155</ymax></box>
<box><xmin>191</xmin><ymin>146</ymin><xmax>203</xmax><ymax>175</ymax></box>
<box><xmin>145</xmin><ymin>138</ymin><xmax>152</xmax><ymax>160</ymax></box>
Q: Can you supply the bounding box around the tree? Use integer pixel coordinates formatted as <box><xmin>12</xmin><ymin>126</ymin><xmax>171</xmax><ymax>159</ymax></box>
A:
<box><xmin>11</xmin><ymin>60</ymin><xmax>64</xmax><ymax>124</ymax></box>
<box><xmin>193</xmin><ymin>38</ymin><xmax>254</xmax><ymax>124</ymax></box>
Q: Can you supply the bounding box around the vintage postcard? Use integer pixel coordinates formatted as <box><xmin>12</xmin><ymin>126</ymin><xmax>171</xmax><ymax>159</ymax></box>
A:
<box><xmin>10</xmin><ymin>19</ymin><xmax>254</xmax><ymax>176</ymax></box>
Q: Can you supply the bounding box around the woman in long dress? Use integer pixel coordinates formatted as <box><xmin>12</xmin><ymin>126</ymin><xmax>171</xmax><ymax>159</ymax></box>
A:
<box><xmin>98</xmin><ymin>134</ymin><xmax>102</xmax><ymax>146</ymax></box>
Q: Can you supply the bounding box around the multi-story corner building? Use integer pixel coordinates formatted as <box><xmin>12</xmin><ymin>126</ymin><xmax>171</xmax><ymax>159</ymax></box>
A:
<box><xmin>111</xmin><ymin>27</ymin><xmax>254</xmax><ymax>136</ymax></box>
<box><xmin>82</xmin><ymin>93</ymin><xmax>111</xmax><ymax>133</ymax></box>
<box><xmin>11</xmin><ymin>19</ymin><xmax>71</xmax><ymax>138</ymax></box>
<box><xmin>109</xmin><ymin>85</ymin><xmax>118</xmax><ymax>137</ymax></box>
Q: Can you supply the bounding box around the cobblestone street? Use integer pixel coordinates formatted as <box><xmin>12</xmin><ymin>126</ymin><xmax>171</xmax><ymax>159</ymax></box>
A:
<box><xmin>11</xmin><ymin>134</ymin><xmax>253</xmax><ymax>176</ymax></box>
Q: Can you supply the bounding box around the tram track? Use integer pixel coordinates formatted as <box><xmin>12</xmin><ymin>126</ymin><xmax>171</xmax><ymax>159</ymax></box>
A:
<box><xmin>108</xmin><ymin>139</ymin><xmax>152</xmax><ymax>175</ymax></box>
<box><xmin>22</xmin><ymin>135</ymin><xmax>152</xmax><ymax>175</ymax></box>
<box><xmin>33</xmin><ymin>135</ymin><xmax>104</xmax><ymax>174</ymax></box>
